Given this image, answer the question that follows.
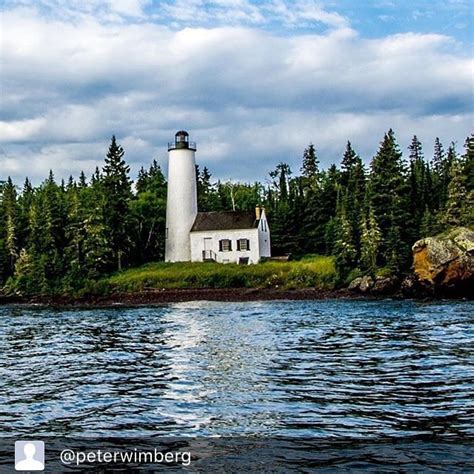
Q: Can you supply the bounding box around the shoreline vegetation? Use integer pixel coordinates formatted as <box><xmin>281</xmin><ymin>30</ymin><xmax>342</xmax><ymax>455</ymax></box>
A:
<box><xmin>1</xmin><ymin>248</ymin><xmax>472</xmax><ymax>307</ymax></box>
<box><xmin>1</xmin><ymin>131</ymin><xmax>472</xmax><ymax>305</ymax></box>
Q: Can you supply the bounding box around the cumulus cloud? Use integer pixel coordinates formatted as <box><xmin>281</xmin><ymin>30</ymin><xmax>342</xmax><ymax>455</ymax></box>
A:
<box><xmin>0</xmin><ymin>2</ymin><xmax>472</xmax><ymax>184</ymax></box>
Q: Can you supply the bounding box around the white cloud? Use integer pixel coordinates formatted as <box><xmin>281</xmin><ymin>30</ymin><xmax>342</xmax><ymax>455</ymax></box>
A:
<box><xmin>0</xmin><ymin>118</ymin><xmax>46</xmax><ymax>142</ymax></box>
<box><xmin>3</xmin><ymin>0</ymin><xmax>150</xmax><ymax>21</ymax></box>
<box><xmin>0</xmin><ymin>5</ymin><xmax>472</xmax><ymax>184</ymax></box>
<box><xmin>263</xmin><ymin>0</ymin><xmax>349</xmax><ymax>29</ymax></box>
<box><xmin>3</xmin><ymin>0</ymin><xmax>349</xmax><ymax>29</ymax></box>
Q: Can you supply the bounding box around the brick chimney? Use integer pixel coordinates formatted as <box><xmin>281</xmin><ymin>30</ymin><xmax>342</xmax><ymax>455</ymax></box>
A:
<box><xmin>255</xmin><ymin>206</ymin><xmax>261</xmax><ymax>220</ymax></box>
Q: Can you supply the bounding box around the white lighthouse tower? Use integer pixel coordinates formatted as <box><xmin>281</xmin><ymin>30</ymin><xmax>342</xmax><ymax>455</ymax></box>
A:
<box><xmin>165</xmin><ymin>130</ymin><xmax>198</xmax><ymax>262</ymax></box>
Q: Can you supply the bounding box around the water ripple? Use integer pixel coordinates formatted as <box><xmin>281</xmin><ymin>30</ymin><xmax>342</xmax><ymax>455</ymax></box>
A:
<box><xmin>0</xmin><ymin>300</ymin><xmax>473</xmax><ymax>438</ymax></box>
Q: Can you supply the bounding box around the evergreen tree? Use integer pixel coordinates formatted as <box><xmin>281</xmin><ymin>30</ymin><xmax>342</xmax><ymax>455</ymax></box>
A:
<box><xmin>131</xmin><ymin>160</ymin><xmax>167</xmax><ymax>264</ymax></box>
<box><xmin>368</xmin><ymin>129</ymin><xmax>411</xmax><ymax>270</ymax></box>
<box><xmin>136</xmin><ymin>166</ymin><xmax>149</xmax><ymax>194</ymax></box>
<box><xmin>1</xmin><ymin>177</ymin><xmax>18</xmax><ymax>276</ymax></box>
<box><xmin>339</xmin><ymin>142</ymin><xmax>366</xmax><ymax>256</ymax></box>
<box><xmin>305</xmin><ymin>165</ymin><xmax>340</xmax><ymax>254</ymax></box>
<box><xmin>443</xmin><ymin>155</ymin><xmax>470</xmax><ymax>226</ymax></box>
<box><xmin>82</xmin><ymin>206</ymin><xmax>111</xmax><ymax>279</ymax></box>
<box><xmin>299</xmin><ymin>145</ymin><xmax>323</xmax><ymax>254</ymax></box>
<box><xmin>359</xmin><ymin>205</ymin><xmax>382</xmax><ymax>273</ymax></box>
<box><xmin>462</xmin><ymin>134</ymin><xmax>474</xmax><ymax>225</ymax></box>
<box><xmin>267</xmin><ymin>163</ymin><xmax>300</xmax><ymax>255</ymax></box>
<box><xmin>333</xmin><ymin>197</ymin><xmax>357</xmax><ymax>279</ymax></box>
<box><xmin>432</xmin><ymin>137</ymin><xmax>449</xmax><ymax>211</ymax></box>
<box><xmin>8</xmin><ymin>248</ymin><xmax>34</xmax><ymax>295</ymax></box>
<box><xmin>102</xmin><ymin>136</ymin><xmax>132</xmax><ymax>271</ymax></box>
<box><xmin>340</xmin><ymin>141</ymin><xmax>359</xmax><ymax>187</ymax></box>
<box><xmin>270</xmin><ymin>163</ymin><xmax>292</xmax><ymax>202</ymax></box>
<box><xmin>408</xmin><ymin>135</ymin><xmax>428</xmax><ymax>240</ymax></box>
<box><xmin>441</xmin><ymin>142</ymin><xmax>457</xmax><ymax>207</ymax></box>
<box><xmin>420</xmin><ymin>207</ymin><xmax>438</xmax><ymax>237</ymax></box>
<box><xmin>197</xmin><ymin>166</ymin><xmax>220</xmax><ymax>212</ymax></box>
<box><xmin>78</xmin><ymin>171</ymin><xmax>87</xmax><ymax>188</ymax></box>
<box><xmin>300</xmin><ymin>143</ymin><xmax>319</xmax><ymax>190</ymax></box>
<box><xmin>464</xmin><ymin>134</ymin><xmax>474</xmax><ymax>190</ymax></box>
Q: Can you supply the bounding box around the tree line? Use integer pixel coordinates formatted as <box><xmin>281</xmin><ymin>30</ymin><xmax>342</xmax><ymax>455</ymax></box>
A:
<box><xmin>0</xmin><ymin>130</ymin><xmax>472</xmax><ymax>295</ymax></box>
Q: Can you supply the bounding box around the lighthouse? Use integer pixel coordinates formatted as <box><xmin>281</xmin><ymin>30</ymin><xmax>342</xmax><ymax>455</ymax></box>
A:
<box><xmin>165</xmin><ymin>130</ymin><xmax>198</xmax><ymax>262</ymax></box>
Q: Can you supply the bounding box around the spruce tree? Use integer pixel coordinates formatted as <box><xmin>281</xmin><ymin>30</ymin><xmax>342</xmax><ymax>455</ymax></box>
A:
<box><xmin>1</xmin><ymin>177</ymin><xmax>18</xmax><ymax>276</ymax></box>
<box><xmin>463</xmin><ymin>134</ymin><xmax>474</xmax><ymax>225</ymax></box>
<box><xmin>270</xmin><ymin>163</ymin><xmax>292</xmax><ymax>201</ymax></box>
<box><xmin>8</xmin><ymin>248</ymin><xmax>34</xmax><ymax>295</ymax></box>
<box><xmin>301</xmin><ymin>143</ymin><xmax>319</xmax><ymax>186</ymax></box>
<box><xmin>78</xmin><ymin>171</ymin><xmax>87</xmax><ymax>188</ymax></box>
<box><xmin>368</xmin><ymin>129</ymin><xmax>411</xmax><ymax>270</ymax></box>
<box><xmin>339</xmin><ymin>142</ymin><xmax>366</xmax><ymax>256</ymax></box>
<box><xmin>441</xmin><ymin>142</ymin><xmax>458</xmax><ymax>206</ymax></box>
<box><xmin>102</xmin><ymin>136</ymin><xmax>132</xmax><ymax>271</ymax></box>
<box><xmin>83</xmin><ymin>207</ymin><xmax>111</xmax><ymax>279</ymax></box>
<box><xmin>131</xmin><ymin>160</ymin><xmax>167</xmax><ymax>264</ymax></box>
<box><xmin>267</xmin><ymin>163</ymin><xmax>300</xmax><ymax>255</ymax></box>
<box><xmin>340</xmin><ymin>141</ymin><xmax>359</xmax><ymax>187</ymax></box>
<box><xmin>432</xmin><ymin>138</ymin><xmax>447</xmax><ymax>211</ymax></box>
<box><xmin>420</xmin><ymin>207</ymin><xmax>437</xmax><ymax>237</ymax></box>
<box><xmin>359</xmin><ymin>205</ymin><xmax>381</xmax><ymax>274</ymax></box>
<box><xmin>333</xmin><ymin>195</ymin><xmax>357</xmax><ymax>279</ymax></box>
<box><xmin>443</xmin><ymin>152</ymin><xmax>471</xmax><ymax>227</ymax></box>
<box><xmin>464</xmin><ymin>134</ymin><xmax>474</xmax><ymax>189</ymax></box>
<box><xmin>408</xmin><ymin>135</ymin><xmax>427</xmax><ymax>240</ymax></box>
<box><xmin>197</xmin><ymin>166</ymin><xmax>219</xmax><ymax>212</ymax></box>
<box><xmin>300</xmin><ymin>145</ymin><xmax>323</xmax><ymax>254</ymax></box>
<box><xmin>136</xmin><ymin>166</ymin><xmax>149</xmax><ymax>194</ymax></box>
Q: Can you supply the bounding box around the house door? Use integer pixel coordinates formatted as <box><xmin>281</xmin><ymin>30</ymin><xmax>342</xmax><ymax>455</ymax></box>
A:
<box><xmin>203</xmin><ymin>238</ymin><xmax>214</xmax><ymax>261</ymax></box>
<box><xmin>204</xmin><ymin>238</ymin><xmax>212</xmax><ymax>250</ymax></box>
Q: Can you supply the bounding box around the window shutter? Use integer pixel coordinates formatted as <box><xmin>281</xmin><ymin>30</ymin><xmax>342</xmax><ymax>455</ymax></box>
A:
<box><xmin>246</xmin><ymin>239</ymin><xmax>250</xmax><ymax>250</ymax></box>
<box><xmin>229</xmin><ymin>240</ymin><xmax>232</xmax><ymax>251</ymax></box>
<box><xmin>219</xmin><ymin>240</ymin><xmax>223</xmax><ymax>251</ymax></box>
<box><xmin>237</xmin><ymin>239</ymin><xmax>241</xmax><ymax>251</ymax></box>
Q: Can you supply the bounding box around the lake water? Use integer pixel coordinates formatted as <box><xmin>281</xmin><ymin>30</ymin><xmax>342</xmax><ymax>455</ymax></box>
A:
<box><xmin>1</xmin><ymin>300</ymin><xmax>473</xmax><ymax>470</ymax></box>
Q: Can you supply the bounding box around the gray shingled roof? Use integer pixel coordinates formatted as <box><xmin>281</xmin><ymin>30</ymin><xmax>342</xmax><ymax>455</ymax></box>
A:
<box><xmin>191</xmin><ymin>211</ymin><xmax>258</xmax><ymax>232</ymax></box>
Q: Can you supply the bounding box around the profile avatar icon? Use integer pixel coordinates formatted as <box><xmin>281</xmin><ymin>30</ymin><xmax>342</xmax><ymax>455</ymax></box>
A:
<box><xmin>15</xmin><ymin>441</ymin><xmax>45</xmax><ymax>471</ymax></box>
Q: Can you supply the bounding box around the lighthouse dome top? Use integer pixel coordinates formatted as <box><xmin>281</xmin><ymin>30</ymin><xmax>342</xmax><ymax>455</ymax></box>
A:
<box><xmin>168</xmin><ymin>130</ymin><xmax>196</xmax><ymax>151</ymax></box>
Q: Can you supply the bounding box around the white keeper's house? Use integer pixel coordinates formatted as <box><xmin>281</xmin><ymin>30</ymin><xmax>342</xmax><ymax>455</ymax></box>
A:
<box><xmin>165</xmin><ymin>130</ymin><xmax>271</xmax><ymax>264</ymax></box>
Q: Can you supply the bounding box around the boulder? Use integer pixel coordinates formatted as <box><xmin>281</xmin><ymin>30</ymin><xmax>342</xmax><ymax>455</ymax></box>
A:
<box><xmin>400</xmin><ymin>274</ymin><xmax>420</xmax><ymax>297</ymax></box>
<box><xmin>348</xmin><ymin>277</ymin><xmax>363</xmax><ymax>291</ymax></box>
<box><xmin>348</xmin><ymin>275</ymin><xmax>374</xmax><ymax>293</ymax></box>
<box><xmin>412</xmin><ymin>227</ymin><xmax>474</xmax><ymax>295</ymax></box>
<box><xmin>372</xmin><ymin>276</ymin><xmax>399</xmax><ymax>294</ymax></box>
<box><xmin>359</xmin><ymin>275</ymin><xmax>374</xmax><ymax>293</ymax></box>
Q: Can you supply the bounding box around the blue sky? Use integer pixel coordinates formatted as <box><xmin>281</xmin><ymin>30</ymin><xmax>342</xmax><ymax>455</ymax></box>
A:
<box><xmin>0</xmin><ymin>0</ymin><xmax>472</xmax><ymax>184</ymax></box>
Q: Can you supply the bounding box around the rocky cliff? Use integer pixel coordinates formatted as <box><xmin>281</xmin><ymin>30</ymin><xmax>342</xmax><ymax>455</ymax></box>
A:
<box><xmin>412</xmin><ymin>227</ymin><xmax>474</xmax><ymax>296</ymax></box>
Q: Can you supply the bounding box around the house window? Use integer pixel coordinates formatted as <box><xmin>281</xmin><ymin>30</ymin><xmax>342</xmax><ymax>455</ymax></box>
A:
<box><xmin>237</xmin><ymin>238</ymin><xmax>250</xmax><ymax>251</ymax></box>
<box><xmin>219</xmin><ymin>239</ymin><xmax>232</xmax><ymax>252</ymax></box>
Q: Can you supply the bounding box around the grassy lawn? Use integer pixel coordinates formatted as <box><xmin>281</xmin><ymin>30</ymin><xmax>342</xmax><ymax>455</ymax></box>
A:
<box><xmin>103</xmin><ymin>255</ymin><xmax>336</xmax><ymax>293</ymax></box>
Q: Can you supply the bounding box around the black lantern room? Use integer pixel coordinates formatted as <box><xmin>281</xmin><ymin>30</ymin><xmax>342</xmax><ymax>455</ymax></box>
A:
<box><xmin>168</xmin><ymin>130</ymin><xmax>196</xmax><ymax>151</ymax></box>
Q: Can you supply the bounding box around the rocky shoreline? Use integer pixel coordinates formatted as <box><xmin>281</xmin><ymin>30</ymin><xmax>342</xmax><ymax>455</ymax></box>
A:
<box><xmin>0</xmin><ymin>284</ymin><xmax>471</xmax><ymax>308</ymax></box>
<box><xmin>0</xmin><ymin>287</ymin><xmax>357</xmax><ymax>307</ymax></box>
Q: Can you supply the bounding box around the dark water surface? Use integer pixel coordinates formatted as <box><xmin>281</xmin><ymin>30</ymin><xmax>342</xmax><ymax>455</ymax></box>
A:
<box><xmin>0</xmin><ymin>300</ymin><xmax>474</xmax><ymax>473</ymax></box>
<box><xmin>1</xmin><ymin>300</ymin><xmax>473</xmax><ymax>471</ymax></box>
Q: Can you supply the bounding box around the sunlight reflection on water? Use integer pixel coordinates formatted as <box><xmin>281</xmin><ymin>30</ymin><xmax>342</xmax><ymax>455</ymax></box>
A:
<box><xmin>0</xmin><ymin>300</ymin><xmax>473</xmax><ymax>439</ymax></box>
